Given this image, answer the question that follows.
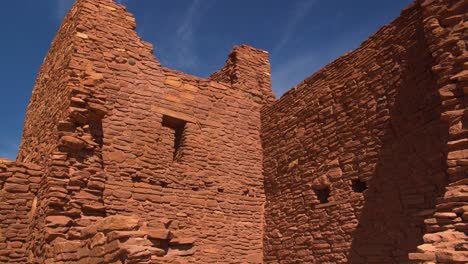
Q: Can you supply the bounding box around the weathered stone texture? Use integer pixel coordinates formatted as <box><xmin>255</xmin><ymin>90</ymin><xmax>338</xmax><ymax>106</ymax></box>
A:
<box><xmin>0</xmin><ymin>159</ymin><xmax>42</xmax><ymax>263</ymax></box>
<box><xmin>53</xmin><ymin>215</ymin><xmax>196</xmax><ymax>263</ymax></box>
<box><xmin>11</xmin><ymin>0</ymin><xmax>269</xmax><ymax>263</ymax></box>
<box><xmin>408</xmin><ymin>0</ymin><xmax>468</xmax><ymax>263</ymax></box>
<box><xmin>262</xmin><ymin>0</ymin><xmax>466</xmax><ymax>263</ymax></box>
<box><xmin>0</xmin><ymin>0</ymin><xmax>466</xmax><ymax>263</ymax></box>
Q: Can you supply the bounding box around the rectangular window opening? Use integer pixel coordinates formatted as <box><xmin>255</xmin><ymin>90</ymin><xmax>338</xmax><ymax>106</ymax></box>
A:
<box><xmin>314</xmin><ymin>187</ymin><xmax>330</xmax><ymax>204</ymax></box>
<box><xmin>162</xmin><ymin>115</ymin><xmax>187</xmax><ymax>161</ymax></box>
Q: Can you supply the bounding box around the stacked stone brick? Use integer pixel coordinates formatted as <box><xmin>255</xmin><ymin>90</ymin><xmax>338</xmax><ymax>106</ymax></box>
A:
<box><xmin>9</xmin><ymin>0</ymin><xmax>271</xmax><ymax>263</ymax></box>
<box><xmin>261</xmin><ymin>0</ymin><xmax>466</xmax><ymax>263</ymax></box>
<box><xmin>52</xmin><ymin>215</ymin><xmax>196</xmax><ymax>263</ymax></box>
<box><xmin>408</xmin><ymin>0</ymin><xmax>468</xmax><ymax>262</ymax></box>
<box><xmin>0</xmin><ymin>0</ymin><xmax>466</xmax><ymax>263</ymax></box>
<box><xmin>0</xmin><ymin>159</ymin><xmax>42</xmax><ymax>263</ymax></box>
<box><xmin>263</xmin><ymin>2</ymin><xmax>447</xmax><ymax>262</ymax></box>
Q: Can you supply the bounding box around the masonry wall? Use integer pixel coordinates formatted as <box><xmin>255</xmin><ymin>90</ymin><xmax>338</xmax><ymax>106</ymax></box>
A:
<box><xmin>100</xmin><ymin>61</ymin><xmax>269</xmax><ymax>263</ymax></box>
<box><xmin>0</xmin><ymin>160</ymin><xmax>42</xmax><ymax>263</ymax></box>
<box><xmin>261</xmin><ymin>0</ymin><xmax>466</xmax><ymax>263</ymax></box>
<box><xmin>409</xmin><ymin>0</ymin><xmax>467</xmax><ymax>262</ymax></box>
<box><xmin>17</xmin><ymin>1</ymin><xmax>113</xmax><ymax>261</ymax></box>
<box><xmin>3</xmin><ymin>0</ymin><xmax>466</xmax><ymax>263</ymax></box>
<box><xmin>13</xmin><ymin>0</ymin><xmax>273</xmax><ymax>263</ymax></box>
<box><xmin>17</xmin><ymin>3</ymin><xmax>78</xmax><ymax>165</ymax></box>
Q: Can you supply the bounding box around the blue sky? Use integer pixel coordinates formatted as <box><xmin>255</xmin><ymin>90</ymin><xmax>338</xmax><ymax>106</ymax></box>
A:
<box><xmin>0</xmin><ymin>0</ymin><xmax>412</xmax><ymax>160</ymax></box>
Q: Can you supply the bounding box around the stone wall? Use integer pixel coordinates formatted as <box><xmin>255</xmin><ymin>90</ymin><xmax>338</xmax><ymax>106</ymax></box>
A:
<box><xmin>14</xmin><ymin>0</ymin><xmax>272</xmax><ymax>263</ymax></box>
<box><xmin>100</xmin><ymin>61</ymin><xmax>268</xmax><ymax>263</ymax></box>
<box><xmin>52</xmin><ymin>215</ymin><xmax>196</xmax><ymax>263</ymax></box>
<box><xmin>210</xmin><ymin>45</ymin><xmax>276</xmax><ymax>105</ymax></box>
<box><xmin>0</xmin><ymin>0</ymin><xmax>465</xmax><ymax>263</ymax></box>
<box><xmin>261</xmin><ymin>0</ymin><xmax>466</xmax><ymax>263</ymax></box>
<box><xmin>409</xmin><ymin>0</ymin><xmax>468</xmax><ymax>263</ymax></box>
<box><xmin>17</xmin><ymin>0</ymin><xmax>79</xmax><ymax>166</ymax></box>
<box><xmin>0</xmin><ymin>159</ymin><xmax>42</xmax><ymax>263</ymax></box>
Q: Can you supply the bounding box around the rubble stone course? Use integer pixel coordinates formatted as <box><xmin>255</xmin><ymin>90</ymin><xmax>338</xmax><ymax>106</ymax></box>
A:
<box><xmin>0</xmin><ymin>0</ymin><xmax>466</xmax><ymax>263</ymax></box>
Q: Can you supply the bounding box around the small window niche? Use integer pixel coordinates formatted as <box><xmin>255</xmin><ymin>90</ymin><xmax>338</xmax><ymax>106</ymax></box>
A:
<box><xmin>314</xmin><ymin>187</ymin><xmax>330</xmax><ymax>204</ymax></box>
<box><xmin>162</xmin><ymin>115</ymin><xmax>187</xmax><ymax>161</ymax></box>
<box><xmin>351</xmin><ymin>178</ymin><xmax>368</xmax><ymax>193</ymax></box>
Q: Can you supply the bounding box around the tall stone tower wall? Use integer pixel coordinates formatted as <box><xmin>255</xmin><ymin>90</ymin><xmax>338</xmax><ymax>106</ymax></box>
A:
<box><xmin>7</xmin><ymin>0</ymin><xmax>273</xmax><ymax>263</ymax></box>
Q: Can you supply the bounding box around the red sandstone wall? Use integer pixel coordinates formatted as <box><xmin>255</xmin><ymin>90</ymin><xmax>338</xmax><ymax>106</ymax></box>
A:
<box><xmin>100</xmin><ymin>67</ymin><xmax>267</xmax><ymax>263</ymax></box>
<box><xmin>6</xmin><ymin>0</ymin><xmax>465</xmax><ymax>263</ymax></box>
<box><xmin>53</xmin><ymin>215</ymin><xmax>197</xmax><ymax>263</ymax></box>
<box><xmin>261</xmin><ymin>1</ymin><xmax>466</xmax><ymax>263</ymax></box>
<box><xmin>0</xmin><ymin>159</ymin><xmax>42</xmax><ymax>263</ymax></box>
<box><xmin>15</xmin><ymin>0</ymin><xmax>272</xmax><ymax>263</ymax></box>
<box><xmin>210</xmin><ymin>45</ymin><xmax>276</xmax><ymax>104</ymax></box>
<box><xmin>409</xmin><ymin>0</ymin><xmax>467</xmax><ymax>262</ymax></box>
<box><xmin>17</xmin><ymin>4</ymin><xmax>80</xmax><ymax>165</ymax></box>
<box><xmin>20</xmin><ymin>1</ymin><xmax>113</xmax><ymax>262</ymax></box>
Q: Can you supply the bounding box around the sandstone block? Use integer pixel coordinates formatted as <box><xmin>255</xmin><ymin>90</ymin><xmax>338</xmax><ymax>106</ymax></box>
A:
<box><xmin>3</xmin><ymin>183</ymin><xmax>29</xmax><ymax>193</ymax></box>
<box><xmin>96</xmin><ymin>215</ymin><xmax>140</xmax><ymax>232</ymax></box>
<box><xmin>146</xmin><ymin>229</ymin><xmax>171</xmax><ymax>240</ymax></box>
<box><xmin>60</xmin><ymin>136</ymin><xmax>87</xmax><ymax>151</ymax></box>
<box><xmin>46</xmin><ymin>216</ymin><xmax>73</xmax><ymax>227</ymax></box>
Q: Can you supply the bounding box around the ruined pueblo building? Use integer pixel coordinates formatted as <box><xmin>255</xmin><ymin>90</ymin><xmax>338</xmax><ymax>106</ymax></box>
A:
<box><xmin>0</xmin><ymin>0</ymin><xmax>466</xmax><ymax>263</ymax></box>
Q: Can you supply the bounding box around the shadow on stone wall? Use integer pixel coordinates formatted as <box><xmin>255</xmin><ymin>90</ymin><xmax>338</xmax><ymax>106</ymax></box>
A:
<box><xmin>348</xmin><ymin>22</ymin><xmax>449</xmax><ymax>263</ymax></box>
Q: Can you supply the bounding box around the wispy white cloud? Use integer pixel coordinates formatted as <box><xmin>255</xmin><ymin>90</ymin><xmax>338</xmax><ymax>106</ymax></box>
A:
<box><xmin>177</xmin><ymin>0</ymin><xmax>203</xmax><ymax>40</ymax></box>
<box><xmin>272</xmin><ymin>24</ymin><xmax>373</xmax><ymax>96</ymax></box>
<box><xmin>170</xmin><ymin>0</ymin><xmax>213</xmax><ymax>69</ymax></box>
<box><xmin>272</xmin><ymin>0</ymin><xmax>317</xmax><ymax>55</ymax></box>
<box><xmin>54</xmin><ymin>0</ymin><xmax>75</xmax><ymax>21</ymax></box>
<box><xmin>173</xmin><ymin>0</ymin><xmax>202</xmax><ymax>68</ymax></box>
